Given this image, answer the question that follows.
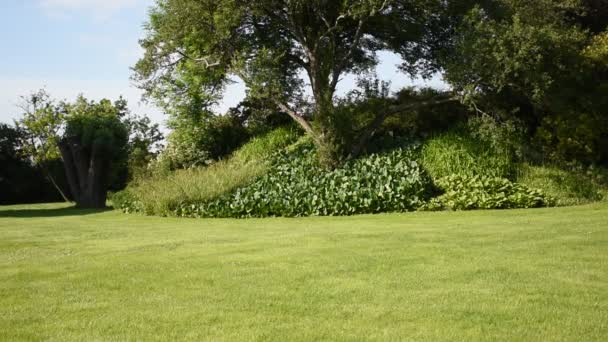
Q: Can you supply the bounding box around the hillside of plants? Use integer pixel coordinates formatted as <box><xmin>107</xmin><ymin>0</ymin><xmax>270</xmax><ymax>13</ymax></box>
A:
<box><xmin>104</xmin><ymin>0</ymin><xmax>606</xmax><ymax>218</ymax></box>
<box><xmin>113</xmin><ymin>97</ymin><xmax>607</xmax><ymax>218</ymax></box>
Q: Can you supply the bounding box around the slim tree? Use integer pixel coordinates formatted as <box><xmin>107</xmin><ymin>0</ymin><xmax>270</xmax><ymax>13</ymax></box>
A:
<box><xmin>15</xmin><ymin>89</ymin><xmax>70</xmax><ymax>201</ymax></box>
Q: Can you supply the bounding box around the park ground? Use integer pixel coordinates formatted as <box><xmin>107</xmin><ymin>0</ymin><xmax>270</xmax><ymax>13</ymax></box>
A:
<box><xmin>0</xmin><ymin>203</ymin><xmax>607</xmax><ymax>340</ymax></box>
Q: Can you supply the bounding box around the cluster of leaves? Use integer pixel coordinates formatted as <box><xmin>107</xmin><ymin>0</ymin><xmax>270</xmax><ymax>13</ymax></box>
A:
<box><xmin>173</xmin><ymin>142</ymin><xmax>432</xmax><ymax>218</ymax></box>
<box><xmin>63</xmin><ymin>98</ymin><xmax>129</xmax><ymax>155</ymax></box>
<box><xmin>423</xmin><ymin>174</ymin><xmax>555</xmax><ymax>211</ymax></box>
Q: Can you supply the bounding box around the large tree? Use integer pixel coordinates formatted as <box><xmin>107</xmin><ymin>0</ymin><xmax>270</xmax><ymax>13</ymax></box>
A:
<box><xmin>58</xmin><ymin>97</ymin><xmax>129</xmax><ymax>208</ymax></box>
<box><xmin>134</xmin><ymin>0</ymin><xmax>469</xmax><ymax>166</ymax></box>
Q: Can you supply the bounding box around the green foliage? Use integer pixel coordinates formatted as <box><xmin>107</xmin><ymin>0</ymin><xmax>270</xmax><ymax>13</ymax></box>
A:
<box><xmin>14</xmin><ymin>89</ymin><xmax>64</xmax><ymax>165</ymax></box>
<box><xmin>63</xmin><ymin>97</ymin><xmax>129</xmax><ymax>157</ymax></box>
<box><xmin>518</xmin><ymin>164</ymin><xmax>605</xmax><ymax>206</ymax></box>
<box><xmin>175</xmin><ymin>142</ymin><xmax>431</xmax><ymax>218</ymax></box>
<box><xmin>0</xmin><ymin>123</ymin><xmax>66</xmax><ymax>204</ymax></box>
<box><xmin>534</xmin><ymin>111</ymin><xmax>608</xmax><ymax>165</ymax></box>
<box><xmin>384</xmin><ymin>87</ymin><xmax>470</xmax><ymax>138</ymax></box>
<box><xmin>445</xmin><ymin>1</ymin><xmax>608</xmax><ymax>166</ymax></box>
<box><xmin>112</xmin><ymin>127</ymin><xmax>301</xmax><ymax>216</ymax></box>
<box><xmin>121</xmin><ymin>111</ymin><xmax>164</xmax><ymax>185</ymax></box>
<box><xmin>158</xmin><ymin>111</ymin><xmax>250</xmax><ymax>170</ymax></box>
<box><xmin>424</xmin><ymin>174</ymin><xmax>554</xmax><ymax>211</ymax></box>
<box><xmin>445</xmin><ymin>0</ymin><xmax>588</xmax><ymax>102</ymax></box>
<box><xmin>135</xmin><ymin>0</ymin><xmax>475</xmax><ymax>166</ymax></box>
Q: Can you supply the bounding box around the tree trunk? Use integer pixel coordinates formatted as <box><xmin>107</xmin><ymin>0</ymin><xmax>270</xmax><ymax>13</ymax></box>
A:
<box><xmin>58</xmin><ymin>138</ymin><xmax>109</xmax><ymax>209</ymax></box>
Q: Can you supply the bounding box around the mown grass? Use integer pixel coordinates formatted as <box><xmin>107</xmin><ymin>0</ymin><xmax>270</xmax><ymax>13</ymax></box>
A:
<box><xmin>1</xmin><ymin>202</ymin><xmax>607</xmax><ymax>340</ymax></box>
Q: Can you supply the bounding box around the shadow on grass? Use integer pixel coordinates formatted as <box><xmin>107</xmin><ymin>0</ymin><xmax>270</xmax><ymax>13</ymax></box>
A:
<box><xmin>0</xmin><ymin>206</ymin><xmax>112</xmax><ymax>218</ymax></box>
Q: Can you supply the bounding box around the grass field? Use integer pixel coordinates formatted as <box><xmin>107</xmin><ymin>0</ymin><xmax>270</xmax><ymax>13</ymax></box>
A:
<box><xmin>1</xmin><ymin>203</ymin><xmax>607</xmax><ymax>341</ymax></box>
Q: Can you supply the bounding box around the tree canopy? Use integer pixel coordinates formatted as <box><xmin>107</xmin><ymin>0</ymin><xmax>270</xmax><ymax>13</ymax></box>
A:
<box><xmin>135</xmin><ymin>0</ymin><xmax>607</xmax><ymax>166</ymax></box>
<box><xmin>135</xmin><ymin>0</ymin><xmax>475</xmax><ymax>166</ymax></box>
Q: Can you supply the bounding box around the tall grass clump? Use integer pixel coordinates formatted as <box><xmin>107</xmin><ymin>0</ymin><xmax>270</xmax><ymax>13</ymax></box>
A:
<box><xmin>112</xmin><ymin>127</ymin><xmax>301</xmax><ymax>216</ymax></box>
<box><xmin>421</xmin><ymin>115</ymin><xmax>525</xmax><ymax>180</ymax></box>
<box><xmin>421</xmin><ymin>130</ymin><xmax>515</xmax><ymax>180</ymax></box>
<box><xmin>517</xmin><ymin>164</ymin><xmax>605</xmax><ymax>206</ymax></box>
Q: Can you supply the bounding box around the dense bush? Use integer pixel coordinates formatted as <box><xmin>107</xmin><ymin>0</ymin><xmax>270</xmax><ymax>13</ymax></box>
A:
<box><xmin>423</xmin><ymin>174</ymin><xmax>555</xmax><ymax>211</ymax></box>
<box><xmin>175</xmin><ymin>142</ymin><xmax>432</xmax><ymax>218</ymax></box>
<box><xmin>157</xmin><ymin>112</ymin><xmax>250</xmax><ymax>170</ymax></box>
<box><xmin>111</xmin><ymin>127</ymin><xmax>301</xmax><ymax>216</ymax></box>
<box><xmin>382</xmin><ymin>87</ymin><xmax>470</xmax><ymax>138</ymax></box>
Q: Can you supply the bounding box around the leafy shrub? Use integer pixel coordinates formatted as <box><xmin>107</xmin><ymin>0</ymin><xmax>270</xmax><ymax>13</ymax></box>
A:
<box><xmin>111</xmin><ymin>127</ymin><xmax>301</xmax><ymax>216</ymax></box>
<box><xmin>517</xmin><ymin>164</ymin><xmax>605</xmax><ymax>206</ymax></box>
<box><xmin>423</xmin><ymin>174</ymin><xmax>555</xmax><ymax>211</ymax></box>
<box><xmin>384</xmin><ymin>87</ymin><xmax>470</xmax><ymax>138</ymax></box>
<box><xmin>467</xmin><ymin>114</ymin><xmax>526</xmax><ymax>161</ymax></box>
<box><xmin>158</xmin><ymin>112</ymin><xmax>250</xmax><ymax>170</ymax></box>
<box><xmin>176</xmin><ymin>142</ymin><xmax>432</xmax><ymax>218</ymax></box>
<box><xmin>534</xmin><ymin>110</ymin><xmax>608</xmax><ymax>166</ymax></box>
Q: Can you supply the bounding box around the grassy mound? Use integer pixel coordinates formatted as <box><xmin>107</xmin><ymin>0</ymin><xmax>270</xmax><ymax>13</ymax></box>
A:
<box><xmin>179</xmin><ymin>141</ymin><xmax>432</xmax><ymax>218</ymax></box>
<box><xmin>115</xmin><ymin>125</ymin><xmax>605</xmax><ymax>218</ymax></box>
<box><xmin>112</xmin><ymin>127</ymin><xmax>300</xmax><ymax>216</ymax></box>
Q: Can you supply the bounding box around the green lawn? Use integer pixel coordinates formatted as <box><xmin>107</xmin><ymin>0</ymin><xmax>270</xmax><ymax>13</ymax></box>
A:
<box><xmin>1</xmin><ymin>203</ymin><xmax>607</xmax><ymax>341</ymax></box>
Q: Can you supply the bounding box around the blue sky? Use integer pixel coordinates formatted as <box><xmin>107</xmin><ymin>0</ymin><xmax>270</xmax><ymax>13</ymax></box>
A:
<box><xmin>0</xmin><ymin>0</ymin><xmax>445</xmax><ymax>129</ymax></box>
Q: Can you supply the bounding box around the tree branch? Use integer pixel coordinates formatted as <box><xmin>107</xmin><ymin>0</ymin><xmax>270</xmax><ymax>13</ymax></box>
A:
<box><xmin>330</xmin><ymin>18</ymin><xmax>365</xmax><ymax>92</ymax></box>
<box><xmin>176</xmin><ymin>51</ymin><xmax>220</xmax><ymax>68</ymax></box>
<box><xmin>349</xmin><ymin>96</ymin><xmax>460</xmax><ymax>158</ymax></box>
<box><xmin>274</xmin><ymin>100</ymin><xmax>319</xmax><ymax>142</ymax></box>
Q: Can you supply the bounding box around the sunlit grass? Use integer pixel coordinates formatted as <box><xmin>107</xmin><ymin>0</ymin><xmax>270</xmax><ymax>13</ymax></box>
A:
<box><xmin>1</xmin><ymin>202</ymin><xmax>607</xmax><ymax>340</ymax></box>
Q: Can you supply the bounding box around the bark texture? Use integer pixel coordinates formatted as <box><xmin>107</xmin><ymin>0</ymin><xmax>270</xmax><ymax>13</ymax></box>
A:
<box><xmin>58</xmin><ymin>138</ymin><xmax>109</xmax><ymax>208</ymax></box>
